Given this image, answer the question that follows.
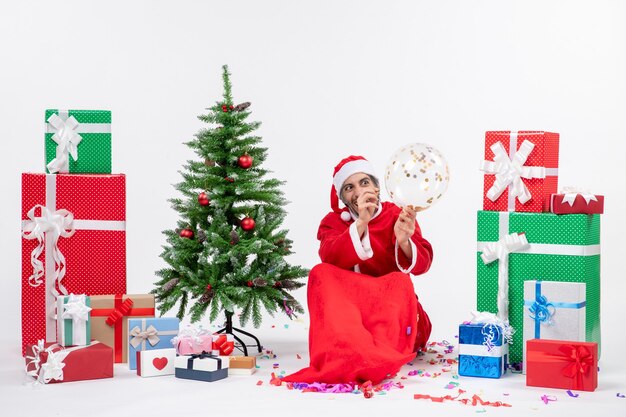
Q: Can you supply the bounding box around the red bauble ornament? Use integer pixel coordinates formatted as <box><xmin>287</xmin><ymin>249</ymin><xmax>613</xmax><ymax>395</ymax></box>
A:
<box><xmin>198</xmin><ymin>192</ymin><xmax>210</xmax><ymax>206</ymax></box>
<box><xmin>222</xmin><ymin>105</ymin><xmax>228</xmax><ymax>112</ymax></box>
<box><xmin>240</xmin><ymin>217</ymin><xmax>255</xmax><ymax>231</ymax></box>
<box><xmin>238</xmin><ymin>154</ymin><xmax>253</xmax><ymax>169</ymax></box>
<box><xmin>224</xmin><ymin>176</ymin><xmax>234</xmax><ymax>183</ymax></box>
<box><xmin>273</xmin><ymin>282</ymin><xmax>282</xmax><ymax>288</ymax></box>
<box><xmin>229</xmin><ymin>105</ymin><xmax>234</xmax><ymax>110</ymax></box>
<box><xmin>180</xmin><ymin>228</ymin><xmax>194</xmax><ymax>239</ymax></box>
<box><xmin>206</xmin><ymin>284</ymin><xmax>212</xmax><ymax>291</ymax></box>
<box><xmin>247</xmin><ymin>280</ymin><xmax>254</xmax><ymax>287</ymax></box>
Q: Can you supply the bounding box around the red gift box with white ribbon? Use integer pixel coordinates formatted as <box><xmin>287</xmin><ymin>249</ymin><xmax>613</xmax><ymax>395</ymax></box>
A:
<box><xmin>481</xmin><ymin>131</ymin><xmax>559</xmax><ymax>212</ymax></box>
<box><xmin>21</xmin><ymin>173</ymin><xmax>126</xmax><ymax>355</ymax></box>
<box><xmin>551</xmin><ymin>188</ymin><xmax>604</xmax><ymax>214</ymax></box>
<box><xmin>526</xmin><ymin>339</ymin><xmax>598</xmax><ymax>391</ymax></box>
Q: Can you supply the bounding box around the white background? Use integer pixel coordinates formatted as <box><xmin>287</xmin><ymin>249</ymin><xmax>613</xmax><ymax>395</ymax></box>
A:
<box><xmin>1</xmin><ymin>1</ymin><xmax>625</xmax><ymax>415</ymax></box>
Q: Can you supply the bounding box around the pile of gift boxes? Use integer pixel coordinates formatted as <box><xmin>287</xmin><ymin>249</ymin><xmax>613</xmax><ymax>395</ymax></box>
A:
<box><xmin>21</xmin><ymin>110</ymin><xmax>256</xmax><ymax>384</ymax></box>
<box><xmin>458</xmin><ymin>131</ymin><xmax>603</xmax><ymax>392</ymax></box>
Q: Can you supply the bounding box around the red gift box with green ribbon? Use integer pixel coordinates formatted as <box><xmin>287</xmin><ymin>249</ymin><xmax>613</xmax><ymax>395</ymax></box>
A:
<box><xmin>21</xmin><ymin>173</ymin><xmax>126</xmax><ymax>355</ymax></box>
<box><xmin>526</xmin><ymin>339</ymin><xmax>598</xmax><ymax>391</ymax></box>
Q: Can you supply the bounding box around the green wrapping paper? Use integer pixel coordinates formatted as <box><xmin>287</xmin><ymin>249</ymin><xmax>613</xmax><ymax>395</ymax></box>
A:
<box><xmin>45</xmin><ymin>109</ymin><xmax>112</xmax><ymax>174</ymax></box>
<box><xmin>476</xmin><ymin>210</ymin><xmax>600</xmax><ymax>364</ymax></box>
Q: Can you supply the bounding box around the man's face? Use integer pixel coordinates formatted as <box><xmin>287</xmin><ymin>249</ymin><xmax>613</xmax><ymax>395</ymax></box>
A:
<box><xmin>340</xmin><ymin>172</ymin><xmax>379</xmax><ymax>215</ymax></box>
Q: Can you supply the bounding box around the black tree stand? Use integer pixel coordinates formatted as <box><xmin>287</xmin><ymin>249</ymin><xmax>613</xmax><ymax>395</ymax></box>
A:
<box><xmin>214</xmin><ymin>310</ymin><xmax>262</xmax><ymax>356</ymax></box>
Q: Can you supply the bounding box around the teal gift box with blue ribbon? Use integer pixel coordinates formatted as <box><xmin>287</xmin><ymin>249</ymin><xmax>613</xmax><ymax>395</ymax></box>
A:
<box><xmin>127</xmin><ymin>317</ymin><xmax>179</xmax><ymax>370</ymax></box>
<box><xmin>458</xmin><ymin>322</ymin><xmax>509</xmax><ymax>378</ymax></box>
<box><xmin>522</xmin><ymin>280</ymin><xmax>586</xmax><ymax>372</ymax></box>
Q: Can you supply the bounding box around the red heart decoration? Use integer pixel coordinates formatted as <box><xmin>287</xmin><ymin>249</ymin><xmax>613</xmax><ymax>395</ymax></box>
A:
<box><xmin>152</xmin><ymin>357</ymin><xmax>168</xmax><ymax>370</ymax></box>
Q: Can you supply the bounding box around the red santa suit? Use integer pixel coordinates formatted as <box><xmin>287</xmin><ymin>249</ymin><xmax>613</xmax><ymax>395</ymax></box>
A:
<box><xmin>283</xmin><ymin>201</ymin><xmax>433</xmax><ymax>385</ymax></box>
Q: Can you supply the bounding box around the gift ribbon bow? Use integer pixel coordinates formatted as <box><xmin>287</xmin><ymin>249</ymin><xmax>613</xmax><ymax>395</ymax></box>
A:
<box><xmin>560</xmin><ymin>186</ymin><xmax>598</xmax><ymax>206</ymax></box>
<box><xmin>61</xmin><ymin>294</ymin><xmax>91</xmax><ymax>323</ymax></box>
<box><xmin>46</xmin><ymin>113</ymin><xmax>82</xmax><ymax>174</ymax></box>
<box><xmin>25</xmin><ymin>340</ymin><xmax>69</xmax><ymax>384</ymax></box>
<box><xmin>213</xmin><ymin>334</ymin><xmax>235</xmax><ymax>355</ymax></box>
<box><xmin>188</xmin><ymin>350</ymin><xmax>223</xmax><ymax>370</ymax></box>
<box><xmin>21</xmin><ymin>204</ymin><xmax>75</xmax><ymax>293</ymax></box>
<box><xmin>129</xmin><ymin>325</ymin><xmax>160</xmax><ymax>348</ymax></box>
<box><xmin>480</xmin><ymin>140</ymin><xmax>546</xmax><ymax>205</ymax></box>
<box><xmin>479</xmin><ymin>233</ymin><xmax>529</xmax><ymax>321</ymax></box>
<box><xmin>105</xmin><ymin>297</ymin><xmax>134</xmax><ymax>327</ymax></box>
<box><xmin>529</xmin><ymin>344</ymin><xmax>594</xmax><ymax>390</ymax></box>
<box><xmin>469</xmin><ymin>311</ymin><xmax>515</xmax><ymax>352</ymax></box>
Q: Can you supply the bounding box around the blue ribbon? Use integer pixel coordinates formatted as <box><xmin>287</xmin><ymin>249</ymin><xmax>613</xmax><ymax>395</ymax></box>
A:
<box><xmin>524</xmin><ymin>281</ymin><xmax>586</xmax><ymax>338</ymax></box>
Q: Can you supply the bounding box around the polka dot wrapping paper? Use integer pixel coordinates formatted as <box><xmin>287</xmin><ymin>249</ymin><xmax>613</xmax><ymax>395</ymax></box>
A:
<box><xmin>476</xmin><ymin>210</ymin><xmax>601</xmax><ymax>364</ymax></box>
<box><xmin>45</xmin><ymin>109</ymin><xmax>112</xmax><ymax>174</ymax></box>
<box><xmin>21</xmin><ymin>173</ymin><xmax>126</xmax><ymax>355</ymax></box>
<box><xmin>482</xmin><ymin>131</ymin><xmax>559</xmax><ymax>213</ymax></box>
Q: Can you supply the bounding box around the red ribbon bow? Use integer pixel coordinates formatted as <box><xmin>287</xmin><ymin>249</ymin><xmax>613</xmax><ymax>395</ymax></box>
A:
<box><xmin>105</xmin><ymin>298</ymin><xmax>134</xmax><ymax>327</ymax></box>
<box><xmin>559</xmin><ymin>344</ymin><xmax>593</xmax><ymax>381</ymax></box>
<box><xmin>212</xmin><ymin>334</ymin><xmax>235</xmax><ymax>355</ymax></box>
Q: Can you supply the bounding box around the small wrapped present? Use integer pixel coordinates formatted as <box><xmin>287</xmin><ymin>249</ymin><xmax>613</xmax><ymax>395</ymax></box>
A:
<box><xmin>21</xmin><ymin>173</ymin><xmax>126</xmax><ymax>354</ymax></box>
<box><xmin>522</xmin><ymin>280</ymin><xmax>586</xmax><ymax>373</ymax></box>
<box><xmin>90</xmin><ymin>294</ymin><xmax>155</xmax><ymax>363</ymax></box>
<box><xmin>136</xmin><ymin>348</ymin><xmax>176</xmax><ymax>377</ymax></box>
<box><xmin>45</xmin><ymin>109</ymin><xmax>112</xmax><ymax>174</ymax></box>
<box><xmin>25</xmin><ymin>340</ymin><xmax>113</xmax><ymax>384</ymax></box>
<box><xmin>175</xmin><ymin>351</ymin><xmax>229</xmax><ymax>382</ymax></box>
<box><xmin>56</xmin><ymin>294</ymin><xmax>91</xmax><ymax>347</ymax></box>
<box><xmin>171</xmin><ymin>325</ymin><xmax>213</xmax><ymax>355</ymax></box>
<box><xmin>229</xmin><ymin>356</ymin><xmax>256</xmax><ymax>375</ymax></box>
<box><xmin>480</xmin><ymin>131</ymin><xmax>559</xmax><ymax>213</ymax></box>
<box><xmin>212</xmin><ymin>333</ymin><xmax>235</xmax><ymax>355</ymax></box>
<box><xmin>127</xmin><ymin>317</ymin><xmax>179</xmax><ymax>370</ymax></box>
<box><xmin>458</xmin><ymin>312</ymin><xmax>513</xmax><ymax>378</ymax></box>
<box><xmin>526</xmin><ymin>339</ymin><xmax>597</xmax><ymax>391</ymax></box>
<box><xmin>551</xmin><ymin>187</ymin><xmax>604</xmax><ymax>214</ymax></box>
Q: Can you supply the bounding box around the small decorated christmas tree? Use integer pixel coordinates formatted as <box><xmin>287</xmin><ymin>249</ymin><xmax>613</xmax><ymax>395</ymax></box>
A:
<box><xmin>153</xmin><ymin>65</ymin><xmax>307</xmax><ymax>329</ymax></box>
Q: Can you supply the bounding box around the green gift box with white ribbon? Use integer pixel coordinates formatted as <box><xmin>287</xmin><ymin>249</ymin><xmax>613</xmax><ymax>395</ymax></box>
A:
<box><xmin>476</xmin><ymin>210</ymin><xmax>600</xmax><ymax>364</ymax></box>
<box><xmin>56</xmin><ymin>294</ymin><xmax>91</xmax><ymax>347</ymax></box>
<box><xmin>45</xmin><ymin>109</ymin><xmax>112</xmax><ymax>174</ymax></box>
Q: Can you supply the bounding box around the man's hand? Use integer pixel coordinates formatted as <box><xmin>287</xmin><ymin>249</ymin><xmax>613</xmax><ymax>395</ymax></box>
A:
<box><xmin>394</xmin><ymin>206</ymin><xmax>417</xmax><ymax>252</ymax></box>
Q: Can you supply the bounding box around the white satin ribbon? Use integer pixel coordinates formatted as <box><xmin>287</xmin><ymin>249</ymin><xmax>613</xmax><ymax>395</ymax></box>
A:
<box><xmin>560</xmin><ymin>186</ymin><xmax>598</xmax><ymax>206</ymax></box>
<box><xmin>480</xmin><ymin>137</ymin><xmax>546</xmax><ymax>208</ymax></box>
<box><xmin>459</xmin><ymin>343</ymin><xmax>508</xmax><ymax>357</ymax></box>
<box><xmin>46</xmin><ymin>113</ymin><xmax>82</xmax><ymax>174</ymax></box>
<box><xmin>59</xmin><ymin>294</ymin><xmax>91</xmax><ymax>345</ymax></box>
<box><xmin>479</xmin><ymin>232</ymin><xmax>529</xmax><ymax>321</ymax></box>
<box><xmin>21</xmin><ymin>204</ymin><xmax>75</xmax><ymax>292</ymax></box>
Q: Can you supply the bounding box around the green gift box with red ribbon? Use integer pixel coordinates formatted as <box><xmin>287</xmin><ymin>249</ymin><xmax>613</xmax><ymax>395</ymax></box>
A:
<box><xmin>526</xmin><ymin>339</ymin><xmax>598</xmax><ymax>391</ymax></box>
<box><xmin>476</xmin><ymin>210</ymin><xmax>601</xmax><ymax>364</ymax></box>
<box><xmin>90</xmin><ymin>294</ymin><xmax>155</xmax><ymax>363</ymax></box>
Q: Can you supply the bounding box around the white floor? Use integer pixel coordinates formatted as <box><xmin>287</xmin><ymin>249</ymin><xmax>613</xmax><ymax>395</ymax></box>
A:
<box><xmin>3</xmin><ymin>317</ymin><xmax>625</xmax><ymax>417</ymax></box>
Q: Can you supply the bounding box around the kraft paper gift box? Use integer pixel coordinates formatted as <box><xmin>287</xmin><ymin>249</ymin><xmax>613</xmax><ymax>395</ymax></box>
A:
<box><xmin>458</xmin><ymin>322</ymin><xmax>508</xmax><ymax>378</ymax></box>
<box><xmin>228</xmin><ymin>356</ymin><xmax>256</xmax><ymax>375</ymax></box>
<box><xmin>526</xmin><ymin>339</ymin><xmax>598</xmax><ymax>392</ymax></box>
<box><xmin>127</xmin><ymin>317</ymin><xmax>179</xmax><ymax>370</ymax></box>
<box><xmin>56</xmin><ymin>294</ymin><xmax>91</xmax><ymax>347</ymax></box>
<box><xmin>25</xmin><ymin>340</ymin><xmax>113</xmax><ymax>384</ymax></box>
<box><xmin>522</xmin><ymin>280</ymin><xmax>586</xmax><ymax>373</ymax></box>
<box><xmin>90</xmin><ymin>294</ymin><xmax>155</xmax><ymax>363</ymax></box>
<box><xmin>551</xmin><ymin>192</ymin><xmax>604</xmax><ymax>215</ymax></box>
<box><xmin>21</xmin><ymin>173</ymin><xmax>126</xmax><ymax>355</ymax></box>
<box><xmin>136</xmin><ymin>348</ymin><xmax>176</xmax><ymax>377</ymax></box>
<box><xmin>45</xmin><ymin>109</ymin><xmax>112</xmax><ymax>174</ymax></box>
<box><xmin>480</xmin><ymin>131</ymin><xmax>559</xmax><ymax>213</ymax></box>
<box><xmin>476</xmin><ymin>210</ymin><xmax>600</xmax><ymax>364</ymax></box>
<box><xmin>175</xmin><ymin>351</ymin><xmax>229</xmax><ymax>382</ymax></box>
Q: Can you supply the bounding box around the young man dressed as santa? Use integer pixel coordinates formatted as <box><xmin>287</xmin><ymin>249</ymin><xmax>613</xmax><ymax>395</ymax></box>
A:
<box><xmin>283</xmin><ymin>155</ymin><xmax>433</xmax><ymax>385</ymax></box>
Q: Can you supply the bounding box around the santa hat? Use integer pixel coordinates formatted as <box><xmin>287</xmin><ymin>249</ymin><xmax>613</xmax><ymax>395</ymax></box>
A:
<box><xmin>331</xmin><ymin>155</ymin><xmax>377</xmax><ymax>222</ymax></box>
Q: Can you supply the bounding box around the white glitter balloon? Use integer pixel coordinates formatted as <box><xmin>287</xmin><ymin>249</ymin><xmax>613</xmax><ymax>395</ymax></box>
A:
<box><xmin>384</xmin><ymin>143</ymin><xmax>450</xmax><ymax>210</ymax></box>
